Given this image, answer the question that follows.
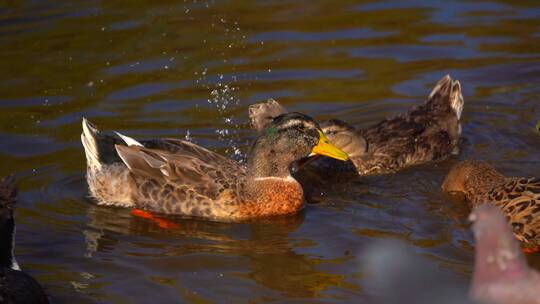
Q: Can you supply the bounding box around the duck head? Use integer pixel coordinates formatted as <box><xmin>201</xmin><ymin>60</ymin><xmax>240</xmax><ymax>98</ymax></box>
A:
<box><xmin>442</xmin><ymin>160</ymin><xmax>504</xmax><ymax>194</ymax></box>
<box><xmin>247</xmin><ymin>112</ymin><xmax>348</xmax><ymax>179</ymax></box>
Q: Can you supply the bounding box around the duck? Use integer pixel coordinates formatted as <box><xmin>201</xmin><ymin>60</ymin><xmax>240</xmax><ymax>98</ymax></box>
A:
<box><xmin>80</xmin><ymin>113</ymin><xmax>348</xmax><ymax>222</ymax></box>
<box><xmin>249</xmin><ymin>75</ymin><xmax>464</xmax><ymax>175</ymax></box>
<box><xmin>442</xmin><ymin>160</ymin><xmax>540</xmax><ymax>246</ymax></box>
<box><xmin>0</xmin><ymin>176</ymin><xmax>49</xmax><ymax>304</ymax></box>
<box><xmin>469</xmin><ymin>204</ymin><xmax>540</xmax><ymax>304</ymax></box>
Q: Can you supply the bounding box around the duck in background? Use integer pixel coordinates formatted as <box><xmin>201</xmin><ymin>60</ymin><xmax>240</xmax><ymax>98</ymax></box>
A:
<box><xmin>249</xmin><ymin>75</ymin><xmax>464</xmax><ymax>175</ymax></box>
<box><xmin>442</xmin><ymin>160</ymin><xmax>540</xmax><ymax>250</ymax></box>
<box><xmin>81</xmin><ymin>113</ymin><xmax>348</xmax><ymax>222</ymax></box>
<box><xmin>469</xmin><ymin>204</ymin><xmax>540</xmax><ymax>304</ymax></box>
<box><xmin>0</xmin><ymin>176</ymin><xmax>49</xmax><ymax>304</ymax></box>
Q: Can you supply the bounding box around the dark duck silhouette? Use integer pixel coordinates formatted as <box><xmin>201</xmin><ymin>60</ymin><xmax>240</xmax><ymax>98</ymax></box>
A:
<box><xmin>0</xmin><ymin>176</ymin><xmax>49</xmax><ymax>304</ymax></box>
<box><xmin>249</xmin><ymin>75</ymin><xmax>464</xmax><ymax>175</ymax></box>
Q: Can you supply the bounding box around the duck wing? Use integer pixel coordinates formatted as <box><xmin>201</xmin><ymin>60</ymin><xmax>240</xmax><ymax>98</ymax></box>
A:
<box><xmin>358</xmin><ymin>75</ymin><xmax>463</xmax><ymax>173</ymax></box>
<box><xmin>488</xmin><ymin>177</ymin><xmax>540</xmax><ymax>244</ymax></box>
<box><xmin>115</xmin><ymin>144</ymin><xmax>246</xmax><ymax>214</ymax></box>
<box><xmin>142</xmin><ymin>138</ymin><xmax>240</xmax><ymax>168</ymax></box>
<box><xmin>82</xmin><ymin>118</ymin><xmax>237</xmax><ymax>168</ymax></box>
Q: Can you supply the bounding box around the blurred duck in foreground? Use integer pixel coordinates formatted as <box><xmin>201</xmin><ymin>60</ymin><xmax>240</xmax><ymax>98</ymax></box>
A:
<box><xmin>362</xmin><ymin>205</ymin><xmax>540</xmax><ymax>304</ymax></box>
<box><xmin>0</xmin><ymin>176</ymin><xmax>49</xmax><ymax>304</ymax></box>
<box><xmin>443</xmin><ymin>160</ymin><xmax>540</xmax><ymax>247</ymax></box>
<box><xmin>81</xmin><ymin>113</ymin><xmax>348</xmax><ymax>222</ymax></box>
<box><xmin>362</xmin><ymin>240</ymin><xmax>471</xmax><ymax>304</ymax></box>
<box><xmin>469</xmin><ymin>204</ymin><xmax>540</xmax><ymax>304</ymax></box>
<box><xmin>249</xmin><ymin>75</ymin><xmax>464</xmax><ymax>175</ymax></box>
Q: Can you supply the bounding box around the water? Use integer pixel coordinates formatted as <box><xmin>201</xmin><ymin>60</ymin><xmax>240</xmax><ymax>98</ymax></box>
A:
<box><xmin>1</xmin><ymin>0</ymin><xmax>539</xmax><ymax>302</ymax></box>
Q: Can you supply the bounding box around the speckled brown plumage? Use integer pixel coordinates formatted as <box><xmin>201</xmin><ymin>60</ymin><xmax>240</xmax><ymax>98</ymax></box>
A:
<box><xmin>81</xmin><ymin>113</ymin><xmax>348</xmax><ymax>221</ymax></box>
<box><xmin>248</xmin><ymin>75</ymin><xmax>464</xmax><ymax>175</ymax></box>
<box><xmin>443</xmin><ymin>160</ymin><xmax>540</xmax><ymax>245</ymax></box>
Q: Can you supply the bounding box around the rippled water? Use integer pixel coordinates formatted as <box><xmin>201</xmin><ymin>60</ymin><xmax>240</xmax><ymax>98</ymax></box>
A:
<box><xmin>1</xmin><ymin>1</ymin><xmax>540</xmax><ymax>303</ymax></box>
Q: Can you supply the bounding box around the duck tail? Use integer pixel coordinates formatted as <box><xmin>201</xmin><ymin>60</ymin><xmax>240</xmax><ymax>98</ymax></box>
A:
<box><xmin>248</xmin><ymin>99</ymin><xmax>288</xmax><ymax>131</ymax></box>
<box><xmin>428</xmin><ymin>75</ymin><xmax>464</xmax><ymax>120</ymax></box>
<box><xmin>81</xmin><ymin>118</ymin><xmax>106</xmax><ymax>170</ymax></box>
<box><xmin>82</xmin><ymin>118</ymin><xmax>146</xmax><ymax>171</ymax></box>
<box><xmin>0</xmin><ymin>175</ymin><xmax>16</xmax><ymax>209</ymax></box>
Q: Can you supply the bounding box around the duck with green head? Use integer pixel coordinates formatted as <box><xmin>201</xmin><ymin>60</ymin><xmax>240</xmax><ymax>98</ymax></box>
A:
<box><xmin>81</xmin><ymin>113</ymin><xmax>348</xmax><ymax>222</ymax></box>
<box><xmin>249</xmin><ymin>75</ymin><xmax>464</xmax><ymax>175</ymax></box>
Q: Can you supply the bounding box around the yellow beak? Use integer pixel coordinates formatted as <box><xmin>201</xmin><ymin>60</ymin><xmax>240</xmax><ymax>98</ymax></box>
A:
<box><xmin>310</xmin><ymin>130</ymin><xmax>349</xmax><ymax>161</ymax></box>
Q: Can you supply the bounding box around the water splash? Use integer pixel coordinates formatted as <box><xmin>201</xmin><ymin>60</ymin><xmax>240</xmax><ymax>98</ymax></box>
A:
<box><xmin>207</xmin><ymin>82</ymin><xmax>244</xmax><ymax>161</ymax></box>
<box><xmin>193</xmin><ymin>11</ymin><xmax>248</xmax><ymax>162</ymax></box>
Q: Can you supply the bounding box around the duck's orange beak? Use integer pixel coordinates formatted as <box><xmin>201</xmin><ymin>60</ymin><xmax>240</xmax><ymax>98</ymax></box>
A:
<box><xmin>310</xmin><ymin>130</ymin><xmax>349</xmax><ymax>161</ymax></box>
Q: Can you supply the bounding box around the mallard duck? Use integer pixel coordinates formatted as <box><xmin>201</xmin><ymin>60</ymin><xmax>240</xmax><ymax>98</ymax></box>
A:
<box><xmin>81</xmin><ymin>113</ymin><xmax>348</xmax><ymax>221</ymax></box>
<box><xmin>0</xmin><ymin>176</ymin><xmax>49</xmax><ymax>304</ymax></box>
<box><xmin>249</xmin><ymin>75</ymin><xmax>464</xmax><ymax>175</ymax></box>
<box><xmin>443</xmin><ymin>160</ymin><xmax>540</xmax><ymax>245</ymax></box>
<box><xmin>469</xmin><ymin>204</ymin><xmax>540</xmax><ymax>304</ymax></box>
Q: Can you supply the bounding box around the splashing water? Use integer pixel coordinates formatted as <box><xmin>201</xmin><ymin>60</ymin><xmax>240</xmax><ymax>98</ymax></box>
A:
<box><xmin>208</xmin><ymin>82</ymin><xmax>244</xmax><ymax>161</ymax></box>
<box><xmin>184</xmin><ymin>130</ymin><xmax>192</xmax><ymax>142</ymax></box>
<box><xmin>193</xmin><ymin>13</ymin><xmax>248</xmax><ymax>162</ymax></box>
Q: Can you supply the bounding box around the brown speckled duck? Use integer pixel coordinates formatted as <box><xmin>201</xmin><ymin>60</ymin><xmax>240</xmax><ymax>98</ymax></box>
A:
<box><xmin>249</xmin><ymin>75</ymin><xmax>464</xmax><ymax>175</ymax></box>
<box><xmin>443</xmin><ymin>160</ymin><xmax>540</xmax><ymax>245</ymax></box>
<box><xmin>81</xmin><ymin>113</ymin><xmax>348</xmax><ymax>222</ymax></box>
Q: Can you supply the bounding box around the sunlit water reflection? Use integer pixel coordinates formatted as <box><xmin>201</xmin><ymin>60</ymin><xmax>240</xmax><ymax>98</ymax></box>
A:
<box><xmin>1</xmin><ymin>0</ymin><xmax>539</xmax><ymax>302</ymax></box>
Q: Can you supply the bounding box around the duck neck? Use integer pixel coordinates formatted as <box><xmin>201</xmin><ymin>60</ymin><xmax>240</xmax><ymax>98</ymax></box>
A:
<box><xmin>0</xmin><ymin>215</ymin><xmax>17</xmax><ymax>270</ymax></box>
<box><xmin>246</xmin><ymin>139</ymin><xmax>295</xmax><ymax>180</ymax></box>
<box><xmin>242</xmin><ymin>139</ymin><xmax>304</xmax><ymax>215</ymax></box>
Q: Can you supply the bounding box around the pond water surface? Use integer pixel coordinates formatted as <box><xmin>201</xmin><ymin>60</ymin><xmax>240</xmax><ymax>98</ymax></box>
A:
<box><xmin>1</xmin><ymin>1</ymin><xmax>540</xmax><ymax>303</ymax></box>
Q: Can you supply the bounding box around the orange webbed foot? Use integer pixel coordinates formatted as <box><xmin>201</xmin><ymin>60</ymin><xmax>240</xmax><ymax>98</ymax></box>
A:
<box><xmin>131</xmin><ymin>209</ymin><xmax>180</xmax><ymax>229</ymax></box>
<box><xmin>522</xmin><ymin>245</ymin><xmax>539</xmax><ymax>255</ymax></box>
